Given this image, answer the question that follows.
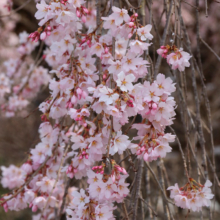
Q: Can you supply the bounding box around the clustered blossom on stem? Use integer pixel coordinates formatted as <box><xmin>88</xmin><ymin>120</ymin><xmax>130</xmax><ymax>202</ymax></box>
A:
<box><xmin>168</xmin><ymin>179</ymin><xmax>214</xmax><ymax>212</ymax></box>
<box><xmin>129</xmin><ymin>73</ymin><xmax>176</xmax><ymax>162</ymax></box>
<box><xmin>0</xmin><ymin>0</ymin><xmax>214</xmax><ymax>219</ymax></box>
<box><xmin>157</xmin><ymin>45</ymin><xmax>191</xmax><ymax>71</ymax></box>
<box><xmin>0</xmin><ymin>31</ymin><xmax>50</xmax><ymax>117</ymax></box>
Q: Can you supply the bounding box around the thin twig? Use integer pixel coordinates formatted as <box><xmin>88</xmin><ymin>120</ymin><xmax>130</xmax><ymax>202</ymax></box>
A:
<box><xmin>0</xmin><ymin>0</ymin><xmax>33</xmax><ymax>18</ymax></box>
<box><xmin>58</xmin><ymin>178</ymin><xmax>72</xmax><ymax>218</ymax></box>
<box><xmin>200</xmin><ymin>38</ymin><xmax>220</xmax><ymax>62</ymax></box>
<box><xmin>154</xmin><ymin>0</ymin><xmax>173</xmax><ymax>77</ymax></box>
<box><xmin>180</xmin><ymin>11</ymin><xmax>209</xmax><ymax>180</ymax></box>
<box><xmin>139</xmin><ymin>196</ymin><xmax>158</xmax><ymax>216</ymax></box>
<box><xmin>145</xmin><ymin>162</ymin><xmax>174</xmax><ymax>205</ymax></box>
<box><xmin>122</xmin><ymin>201</ymin><xmax>129</xmax><ymax>220</ymax></box>
<box><xmin>132</xmin><ymin>159</ymin><xmax>143</xmax><ymax>220</ymax></box>
<box><xmin>168</xmin><ymin>126</ymin><xmax>189</xmax><ymax>180</ymax></box>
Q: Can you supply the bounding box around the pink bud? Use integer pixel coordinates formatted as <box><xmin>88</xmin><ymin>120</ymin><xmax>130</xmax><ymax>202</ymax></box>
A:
<box><xmin>104</xmin><ymin>47</ymin><xmax>109</xmax><ymax>53</ymax></box>
<box><xmin>32</xmin><ymin>205</ymin><xmax>38</xmax><ymax>212</ymax></box>
<box><xmin>100</xmin><ymin>170</ymin><xmax>104</xmax><ymax>174</ymax></box>
<box><xmin>68</xmin><ymin>166</ymin><xmax>73</xmax><ymax>172</ymax></box>
<box><xmin>76</xmin><ymin>10</ymin><xmax>81</xmax><ymax>17</ymax></box>
<box><xmin>81</xmin><ymin>38</ymin><xmax>86</xmax><ymax>43</ymax></box>
<box><xmin>79</xmin><ymin>155</ymin><xmax>83</xmax><ymax>159</ymax></box>
<box><xmin>141</xmin><ymin>146</ymin><xmax>145</xmax><ymax>151</ymax></box>
<box><xmin>136</xmin><ymin>149</ymin><xmax>142</xmax><ymax>155</ymax></box>
<box><xmin>129</xmin><ymin>22</ymin><xmax>134</xmax><ymax>27</ymax></box>
<box><xmin>76</xmin><ymin>88</ymin><xmax>82</xmax><ymax>95</ymax></box>
<box><xmin>134</xmin><ymin>13</ymin><xmax>138</xmax><ymax>17</ymax></box>
<box><xmin>121</xmin><ymin>167</ymin><xmax>127</xmax><ymax>175</ymax></box>
<box><xmin>103</xmin><ymin>73</ymin><xmax>107</xmax><ymax>80</ymax></box>
<box><xmin>40</xmin><ymin>32</ymin><xmax>47</xmax><ymax>40</ymax></box>
<box><xmin>46</xmin><ymin>31</ymin><xmax>51</xmax><ymax>36</ymax></box>
<box><xmin>69</xmin><ymin>173</ymin><xmax>74</xmax><ymax>178</ymax></box>
<box><xmin>46</xmin><ymin>26</ymin><xmax>51</xmax><ymax>31</ymax></box>
<box><xmin>82</xmin><ymin>91</ymin><xmax>87</xmax><ymax>99</ymax></box>
<box><xmin>81</xmin><ymin>15</ymin><xmax>86</xmax><ymax>23</ymax></box>
<box><xmin>85</xmin><ymin>154</ymin><xmax>89</xmax><ymax>159</ymax></box>
<box><xmin>3</xmin><ymin>203</ymin><xmax>8</xmax><ymax>213</ymax></box>
<box><xmin>83</xmin><ymin>8</ymin><xmax>89</xmax><ymax>14</ymax></box>
<box><xmin>117</xmin><ymin>167</ymin><xmax>122</xmax><ymax>172</ymax></box>
<box><xmin>111</xmin><ymin>174</ymin><xmax>115</xmax><ymax>183</ymax></box>
<box><xmin>128</xmin><ymin>33</ymin><xmax>133</xmax><ymax>38</ymax></box>
<box><xmin>160</xmin><ymin>46</ymin><xmax>166</xmax><ymax>49</ymax></box>
<box><xmin>29</xmin><ymin>32</ymin><xmax>36</xmax><ymax>38</ymax></box>
<box><xmin>71</xmin><ymin>95</ymin><xmax>77</xmax><ymax>104</ymax></box>
<box><xmin>74</xmin><ymin>168</ymin><xmax>78</xmax><ymax>173</ymax></box>
<box><xmin>152</xmin><ymin>103</ymin><xmax>157</xmax><ymax>110</ymax></box>
<box><xmin>144</xmin><ymin>153</ymin><xmax>149</xmax><ymax>161</ymax></box>
<box><xmin>87</xmin><ymin>39</ymin><xmax>91</xmax><ymax>46</ymax></box>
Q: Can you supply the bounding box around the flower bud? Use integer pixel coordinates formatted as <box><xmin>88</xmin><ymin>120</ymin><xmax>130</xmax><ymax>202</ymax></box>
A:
<box><xmin>81</xmin><ymin>15</ymin><xmax>86</xmax><ymax>23</ymax></box>
<box><xmin>83</xmin><ymin>8</ymin><xmax>89</xmax><ymax>14</ymax></box>
<box><xmin>76</xmin><ymin>10</ymin><xmax>81</xmax><ymax>17</ymax></box>
<box><xmin>32</xmin><ymin>205</ymin><xmax>38</xmax><ymax>212</ymax></box>
<box><xmin>121</xmin><ymin>167</ymin><xmax>127</xmax><ymax>175</ymax></box>
<box><xmin>129</xmin><ymin>22</ymin><xmax>134</xmax><ymax>27</ymax></box>
<box><xmin>3</xmin><ymin>203</ymin><xmax>8</xmax><ymax>213</ymax></box>
<box><xmin>152</xmin><ymin>103</ymin><xmax>157</xmax><ymax>110</ymax></box>
<box><xmin>128</xmin><ymin>33</ymin><xmax>133</xmax><ymax>39</ymax></box>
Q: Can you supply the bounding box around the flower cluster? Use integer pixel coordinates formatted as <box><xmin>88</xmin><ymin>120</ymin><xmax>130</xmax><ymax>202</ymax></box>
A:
<box><xmin>66</xmin><ymin>189</ymin><xmax>115</xmax><ymax>220</ymax></box>
<box><xmin>129</xmin><ymin>73</ymin><xmax>176</xmax><ymax>161</ymax></box>
<box><xmin>157</xmin><ymin>45</ymin><xmax>191</xmax><ymax>71</ymax></box>
<box><xmin>0</xmin><ymin>0</ymin><xmax>214</xmax><ymax>219</ymax></box>
<box><xmin>168</xmin><ymin>179</ymin><xmax>214</xmax><ymax>212</ymax></box>
<box><xmin>0</xmin><ymin>31</ymin><xmax>50</xmax><ymax>117</ymax></box>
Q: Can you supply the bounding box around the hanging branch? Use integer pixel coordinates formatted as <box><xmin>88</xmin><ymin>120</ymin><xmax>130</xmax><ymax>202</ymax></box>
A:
<box><xmin>132</xmin><ymin>159</ymin><xmax>143</xmax><ymax>220</ymax></box>
<box><xmin>0</xmin><ymin>0</ymin><xmax>33</xmax><ymax>18</ymax></box>
<box><xmin>154</xmin><ymin>0</ymin><xmax>173</xmax><ymax>77</ymax></box>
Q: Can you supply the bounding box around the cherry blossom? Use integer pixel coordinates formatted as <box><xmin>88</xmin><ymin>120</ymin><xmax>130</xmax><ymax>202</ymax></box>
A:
<box><xmin>1</xmin><ymin>1</ymin><xmax>209</xmax><ymax>220</ymax></box>
<box><xmin>168</xmin><ymin>179</ymin><xmax>214</xmax><ymax>212</ymax></box>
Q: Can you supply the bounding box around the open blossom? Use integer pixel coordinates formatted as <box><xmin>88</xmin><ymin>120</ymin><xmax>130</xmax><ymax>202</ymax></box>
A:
<box><xmin>137</xmin><ymin>25</ymin><xmax>153</xmax><ymax>41</ymax></box>
<box><xmin>130</xmin><ymin>40</ymin><xmax>151</xmax><ymax>54</ymax></box>
<box><xmin>111</xmin><ymin>6</ymin><xmax>130</xmax><ymax>25</ymax></box>
<box><xmin>157</xmin><ymin>45</ymin><xmax>191</xmax><ymax>71</ymax></box>
<box><xmin>116</xmin><ymin>71</ymin><xmax>135</xmax><ymax>92</ymax></box>
<box><xmin>166</xmin><ymin>49</ymin><xmax>191</xmax><ymax>71</ymax></box>
<box><xmin>168</xmin><ymin>179</ymin><xmax>214</xmax><ymax>212</ymax></box>
<box><xmin>110</xmin><ymin>131</ymin><xmax>130</xmax><ymax>155</ymax></box>
<box><xmin>91</xmin><ymin>42</ymin><xmax>104</xmax><ymax>57</ymax></box>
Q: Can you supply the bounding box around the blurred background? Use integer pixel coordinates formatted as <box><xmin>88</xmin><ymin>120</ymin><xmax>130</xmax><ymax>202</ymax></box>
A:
<box><xmin>0</xmin><ymin>0</ymin><xmax>220</xmax><ymax>219</ymax></box>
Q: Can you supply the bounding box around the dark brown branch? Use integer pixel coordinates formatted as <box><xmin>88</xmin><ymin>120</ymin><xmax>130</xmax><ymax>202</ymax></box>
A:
<box><xmin>132</xmin><ymin>159</ymin><xmax>143</xmax><ymax>220</ymax></box>
<box><xmin>154</xmin><ymin>0</ymin><xmax>173</xmax><ymax>77</ymax></box>
<box><xmin>200</xmin><ymin>38</ymin><xmax>220</xmax><ymax>62</ymax></box>
<box><xmin>0</xmin><ymin>0</ymin><xmax>33</xmax><ymax>18</ymax></box>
